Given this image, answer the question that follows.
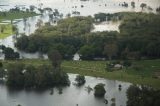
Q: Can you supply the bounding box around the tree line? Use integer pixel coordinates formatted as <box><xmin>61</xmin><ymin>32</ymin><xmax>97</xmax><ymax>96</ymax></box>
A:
<box><xmin>15</xmin><ymin>12</ymin><xmax>160</xmax><ymax>60</ymax></box>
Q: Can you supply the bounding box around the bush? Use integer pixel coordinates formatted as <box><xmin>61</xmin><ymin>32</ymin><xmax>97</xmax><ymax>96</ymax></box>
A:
<box><xmin>75</xmin><ymin>75</ymin><xmax>86</xmax><ymax>86</ymax></box>
<box><xmin>122</xmin><ymin>60</ymin><xmax>131</xmax><ymax>67</ymax></box>
<box><xmin>94</xmin><ymin>83</ymin><xmax>106</xmax><ymax>97</ymax></box>
<box><xmin>127</xmin><ymin>85</ymin><xmax>160</xmax><ymax>106</ymax></box>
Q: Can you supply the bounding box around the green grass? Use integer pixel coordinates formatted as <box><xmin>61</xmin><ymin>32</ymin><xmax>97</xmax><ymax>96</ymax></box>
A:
<box><xmin>1</xmin><ymin>59</ymin><xmax>160</xmax><ymax>89</ymax></box>
<box><xmin>0</xmin><ymin>11</ymin><xmax>38</xmax><ymax>22</ymax></box>
<box><xmin>0</xmin><ymin>24</ymin><xmax>13</xmax><ymax>39</ymax></box>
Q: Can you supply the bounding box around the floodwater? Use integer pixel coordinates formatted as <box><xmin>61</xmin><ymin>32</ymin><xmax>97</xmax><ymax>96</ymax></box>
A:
<box><xmin>0</xmin><ymin>0</ymin><xmax>160</xmax><ymax>58</ymax></box>
<box><xmin>1</xmin><ymin>0</ymin><xmax>160</xmax><ymax>15</ymax></box>
<box><xmin>0</xmin><ymin>74</ymin><xmax>131</xmax><ymax>106</ymax></box>
<box><xmin>0</xmin><ymin>0</ymin><xmax>158</xmax><ymax>106</ymax></box>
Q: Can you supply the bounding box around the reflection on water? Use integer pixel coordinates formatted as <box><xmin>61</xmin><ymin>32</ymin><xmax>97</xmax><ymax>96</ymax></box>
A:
<box><xmin>0</xmin><ymin>74</ymin><xmax>131</xmax><ymax>106</ymax></box>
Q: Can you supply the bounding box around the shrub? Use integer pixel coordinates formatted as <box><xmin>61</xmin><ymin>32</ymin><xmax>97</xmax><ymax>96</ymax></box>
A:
<box><xmin>75</xmin><ymin>75</ymin><xmax>86</xmax><ymax>86</ymax></box>
<box><xmin>94</xmin><ymin>83</ymin><xmax>106</xmax><ymax>97</ymax></box>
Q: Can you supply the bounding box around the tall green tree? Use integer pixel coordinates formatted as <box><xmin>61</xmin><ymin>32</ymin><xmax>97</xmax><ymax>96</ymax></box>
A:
<box><xmin>103</xmin><ymin>42</ymin><xmax>118</xmax><ymax>61</ymax></box>
<box><xmin>48</xmin><ymin>50</ymin><xmax>62</xmax><ymax>70</ymax></box>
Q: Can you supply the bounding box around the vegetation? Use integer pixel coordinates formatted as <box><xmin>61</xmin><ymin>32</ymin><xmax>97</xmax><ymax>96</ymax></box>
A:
<box><xmin>16</xmin><ymin>12</ymin><xmax>160</xmax><ymax>60</ymax></box>
<box><xmin>0</xmin><ymin>8</ymin><xmax>38</xmax><ymax>22</ymax></box>
<box><xmin>0</xmin><ymin>24</ymin><xmax>13</xmax><ymax>39</ymax></box>
<box><xmin>0</xmin><ymin>45</ymin><xmax>20</xmax><ymax>60</ymax></box>
<box><xmin>6</xmin><ymin>63</ymin><xmax>69</xmax><ymax>88</ymax></box>
<box><xmin>94</xmin><ymin>83</ymin><xmax>106</xmax><ymax>97</ymax></box>
<box><xmin>75</xmin><ymin>75</ymin><xmax>86</xmax><ymax>86</ymax></box>
<box><xmin>127</xmin><ymin>85</ymin><xmax>160</xmax><ymax>106</ymax></box>
<box><xmin>3</xmin><ymin>51</ymin><xmax>70</xmax><ymax>88</ymax></box>
<box><xmin>1</xmin><ymin>59</ymin><xmax>160</xmax><ymax>89</ymax></box>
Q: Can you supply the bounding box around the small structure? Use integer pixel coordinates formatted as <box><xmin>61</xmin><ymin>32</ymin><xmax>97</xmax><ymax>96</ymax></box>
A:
<box><xmin>73</xmin><ymin>53</ymin><xmax>80</xmax><ymax>61</ymax></box>
<box><xmin>114</xmin><ymin>64</ymin><xmax>123</xmax><ymax>69</ymax></box>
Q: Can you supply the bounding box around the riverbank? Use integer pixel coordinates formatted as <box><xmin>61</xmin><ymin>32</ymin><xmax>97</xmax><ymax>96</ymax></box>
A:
<box><xmin>1</xmin><ymin>59</ymin><xmax>160</xmax><ymax>89</ymax></box>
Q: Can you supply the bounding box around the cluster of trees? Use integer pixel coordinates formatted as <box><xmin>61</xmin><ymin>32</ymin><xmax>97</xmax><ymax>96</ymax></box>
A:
<box><xmin>94</xmin><ymin>13</ymin><xmax>122</xmax><ymax>22</ymax></box>
<box><xmin>2</xmin><ymin>50</ymin><xmax>70</xmax><ymax>88</ymax></box>
<box><xmin>127</xmin><ymin>85</ymin><xmax>160</xmax><ymax>106</ymax></box>
<box><xmin>121</xmin><ymin>2</ymin><xmax>128</xmax><ymax>7</ymax></box>
<box><xmin>6</xmin><ymin>63</ymin><xmax>69</xmax><ymax>88</ymax></box>
<box><xmin>16</xmin><ymin>12</ymin><xmax>160</xmax><ymax>60</ymax></box>
<box><xmin>0</xmin><ymin>45</ymin><xmax>20</xmax><ymax>60</ymax></box>
<box><xmin>16</xmin><ymin>16</ymin><xmax>93</xmax><ymax>59</ymax></box>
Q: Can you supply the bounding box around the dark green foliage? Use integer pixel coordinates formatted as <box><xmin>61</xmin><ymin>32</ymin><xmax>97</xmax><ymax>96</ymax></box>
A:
<box><xmin>122</xmin><ymin>60</ymin><xmax>132</xmax><ymax>68</ymax></box>
<box><xmin>0</xmin><ymin>62</ymin><xmax>3</xmax><ymax>68</ymax></box>
<box><xmin>2</xmin><ymin>46</ymin><xmax>19</xmax><ymax>60</ymax></box>
<box><xmin>7</xmin><ymin>63</ymin><xmax>25</xmax><ymax>87</ymax></box>
<box><xmin>94</xmin><ymin>13</ymin><xmax>121</xmax><ymax>22</ymax></box>
<box><xmin>75</xmin><ymin>75</ymin><xmax>86</xmax><ymax>86</ymax></box>
<box><xmin>6</xmin><ymin>63</ymin><xmax>70</xmax><ymax>88</ymax></box>
<box><xmin>24</xmin><ymin>65</ymin><xmax>36</xmax><ymax>88</ymax></box>
<box><xmin>15</xmin><ymin>35</ymin><xmax>29</xmax><ymax>51</ymax></box>
<box><xmin>127</xmin><ymin>85</ymin><xmax>160</xmax><ymax>106</ymax></box>
<box><xmin>0</xmin><ymin>68</ymin><xmax>5</xmax><ymax>78</ymax></box>
<box><xmin>48</xmin><ymin>50</ymin><xmax>62</xmax><ymax>69</ymax></box>
<box><xmin>16</xmin><ymin>12</ymin><xmax>160</xmax><ymax>60</ymax></box>
<box><xmin>79</xmin><ymin>45</ymin><xmax>95</xmax><ymax>60</ymax></box>
<box><xmin>94</xmin><ymin>83</ymin><xmax>106</xmax><ymax>97</ymax></box>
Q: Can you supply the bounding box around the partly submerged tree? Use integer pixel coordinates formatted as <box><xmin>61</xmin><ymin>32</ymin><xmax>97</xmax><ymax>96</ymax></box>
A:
<box><xmin>140</xmin><ymin>3</ymin><xmax>147</xmax><ymax>10</ymax></box>
<box><xmin>48</xmin><ymin>49</ymin><xmax>62</xmax><ymax>70</ymax></box>
<box><xmin>75</xmin><ymin>75</ymin><xmax>86</xmax><ymax>86</ymax></box>
<box><xmin>131</xmin><ymin>1</ymin><xmax>135</xmax><ymax>8</ymax></box>
<box><xmin>94</xmin><ymin>83</ymin><xmax>106</xmax><ymax>97</ymax></box>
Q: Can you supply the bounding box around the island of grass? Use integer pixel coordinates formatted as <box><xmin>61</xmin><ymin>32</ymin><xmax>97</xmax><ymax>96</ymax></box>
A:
<box><xmin>0</xmin><ymin>24</ymin><xmax>13</xmax><ymax>39</ymax></box>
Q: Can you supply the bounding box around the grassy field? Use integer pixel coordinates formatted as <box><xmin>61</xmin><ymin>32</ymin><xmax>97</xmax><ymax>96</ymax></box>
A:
<box><xmin>0</xmin><ymin>11</ymin><xmax>38</xmax><ymax>22</ymax></box>
<box><xmin>1</xmin><ymin>59</ymin><xmax>160</xmax><ymax>89</ymax></box>
<box><xmin>0</xmin><ymin>24</ymin><xmax>13</xmax><ymax>39</ymax></box>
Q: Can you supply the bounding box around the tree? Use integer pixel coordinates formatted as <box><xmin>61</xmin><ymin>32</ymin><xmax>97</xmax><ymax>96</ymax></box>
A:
<box><xmin>131</xmin><ymin>1</ymin><xmax>135</xmax><ymax>8</ymax></box>
<box><xmin>48</xmin><ymin>50</ymin><xmax>62</xmax><ymax>70</ymax></box>
<box><xmin>6</xmin><ymin>63</ymin><xmax>25</xmax><ymax>87</ymax></box>
<box><xmin>29</xmin><ymin>5</ymin><xmax>35</xmax><ymax>12</ymax></box>
<box><xmin>79</xmin><ymin>45</ymin><xmax>95</xmax><ymax>60</ymax></box>
<box><xmin>3</xmin><ymin>47</ymin><xmax>20</xmax><ymax>60</ymax></box>
<box><xmin>0</xmin><ymin>68</ymin><xmax>5</xmax><ymax>78</ymax></box>
<box><xmin>140</xmin><ymin>3</ymin><xmax>147</xmax><ymax>10</ymax></box>
<box><xmin>12</xmin><ymin>25</ymin><xmax>18</xmax><ymax>34</ymax></box>
<box><xmin>104</xmin><ymin>42</ymin><xmax>118</xmax><ymax>61</ymax></box>
<box><xmin>16</xmin><ymin>34</ymin><xmax>29</xmax><ymax>50</ymax></box>
<box><xmin>24</xmin><ymin>65</ymin><xmax>36</xmax><ymax>88</ymax></box>
<box><xmin>75</xmin><ymin>75</ymin><xmax>86</xmax><ymax>86</ymax></box>
<box><xmin>94</xmin><ymin>83</ymin><xmax>106</xmax><ymax>97</ymax></box>
<box><xmin>127</xmin><ymin>85</ymin><xmax>160</xmax><ymax>106</ymax></box>
<box><xmin>36</xmin><ymin>19</ymin><xmax>43</xmax><ymax>28</ymax></box>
